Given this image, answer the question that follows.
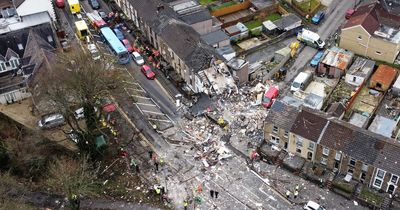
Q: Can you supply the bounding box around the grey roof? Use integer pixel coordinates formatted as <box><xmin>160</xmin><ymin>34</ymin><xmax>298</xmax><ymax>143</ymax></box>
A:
<box><xmin>273</xmin><ymin>13</ymin><xmax>301</xmax><ymax>30</ymax></box>
<box><xmin>368</xmin><ymin>115</ymin><xmax>397</xmax><ymax>138</ymax></box>
<box><xmin>180</xmin><ymin>9</ymin><xmax>212</xmax><ymax>24</ymax></box>
<box><xmin>265</xmin><ymin>100</ymin><xmax>299</xmax><ymax>131</ymax></box>
<box><xmin>347</xmin><ymin>56</ymin><xmax>375</xmax><ymax>77</ymax></box>
<box><xmin>128</xmin><ymin>0</ymin><xmax>178</xmax><ymax>26</ymax></box>
<box><xmin>225</xmin><ymin>25</ymin><xmax>240</xmax><ymax>34</ymax></box>
<box><xmin>290</xmin><ymin>108</ymin><xmax>329</xmax><ymax>142</ymax></box>
<box><xmin>201</xmin><ymin>30</ymin><xmax>229</xmax><ymax>45</ymax></box>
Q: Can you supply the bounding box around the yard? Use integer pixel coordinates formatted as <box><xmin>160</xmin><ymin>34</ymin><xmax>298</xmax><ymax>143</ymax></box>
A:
<box><xmin>359</xmin><ymin>187</ymin><xmax>384</xmax><ymax>206</ymax></box>
<box><xmin>294</xmin><ymin>0</ymin><xmax>320</xmax><ymax>13</ymax></box>
<box><xmin>350</xmin><ymin>86</ymin><xmax>383</xmax><ymax>116</ymax></box>
<box><xmin>199</xmin><ymin>0</ymin><xmax>216</xmax><ymax>5</ymax></box>
<box><xmin>244</xmin><ymin>13</ymin><xmax>282</xmax><ymax>30</ymax></box>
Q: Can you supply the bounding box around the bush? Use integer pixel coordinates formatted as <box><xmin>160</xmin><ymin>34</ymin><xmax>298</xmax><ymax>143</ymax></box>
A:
<box><xmin>359</xmin><ymin>187</ymin><xmax>384</xmax><ymax>206</ymax></box>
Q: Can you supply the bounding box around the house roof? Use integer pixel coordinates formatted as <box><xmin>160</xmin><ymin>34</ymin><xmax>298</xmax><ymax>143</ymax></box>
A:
<box><xmin>320</xmin><ymin>47</ymin><xmax>354</xmax><ymax>70</ymax></box>
<box><xmin>180</xmin><ymin>9</ymin><xmax>212</xmax><ymax>24</ymax></box>
<box><xmin>201</xmin><ymin>30</ymin><xmax>229</xmax><ymax>46</ymax></box>
<box><xmin>290</xmin><ymin>107</ymin><xmax>329</xmax><ymax>142</ymax></box>
<box><xmin>0</xmin><ymin>0</ymin><xmax>13</xmax><ymax>8</ymax></box>
<box><xmin>347</xmin><ymin>56</ymin><xmax>375</xmax><ymax>77</ymax></box>
<box><xmin>265</xmin><ymin>100</ymin><xmax>299</xmax><ymax>131</ymax></box>
<box><xmin>370</xmin><ymin>64</ymin><xmax>398</xmax><ymax>87</ymax></box>
<box><xmin>273</xmin><ymin>13</ymin><xmax>301</xmax><ymax>30</ymax></box>
<box><xmin>319</xmin><ymin>120</ymin><xmax>353</xmax><ymax>152</ymax></box>
<box><xmin>368</xmin><ymin>115</ymin><xmax>397</xmax><ymax>138</ymax></box>
<box><xmin>327</xmin><ymin>102</ymin><xmax>346</xmax><ymax>118</ymax></box>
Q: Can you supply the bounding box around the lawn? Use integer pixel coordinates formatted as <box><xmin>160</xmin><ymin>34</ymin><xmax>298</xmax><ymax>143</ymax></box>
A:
<box><xmin>267</xmin><ymin>13</ymin><xmax>282</xmax><ymax>21</ymax></box>
<box><xmin>295</xmin><ymin>0</ymin><xmax>320</xmax><ymax>13</ymax></box>
<box><xmin>210</xmin><ymin>1</ymin><xmax>237</xmax><ymax>11</ymax></box>
<box><xmin>245</xmin><ymin>20</ymin><xmax>262</xmax><ymax>30</ymax></box>
<box><xmin>199</xmin><ymin>0</ymin><xmax>216</xmax><ymax>5</ymax></box>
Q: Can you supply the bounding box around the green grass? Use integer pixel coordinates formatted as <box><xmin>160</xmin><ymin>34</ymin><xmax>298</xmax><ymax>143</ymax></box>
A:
<box><xmin>244</xmin><ymin>20</ymin><xmax>262</xmax><ymax>30</ymax></box>
<box><xmin>199</xmin><ymin>0</ymin><xmax>216</xmax><ymax>5</ymax></box>
<box><xmin>296</xmin><ymin>0</ymin><xmax>320</xmax><ymax>13</ymax></box>
<box><xmin>332</xmin><ymin>180</ymin><xmax>354</xmax><ymax>194</ymax></box>
<box><xmin>210</xmin><ymin>1</ymin><xmax>237</xmax><ymax>11</ymax></box>
<box><xmin>266</xmin><ymin>13</ymin><xmax>282</xmax><ymax>21</ymax></box>
<box><xmin>360</xmin><ymin>187</ymin><xmax>384</xmax><ymax>206</ymax></box>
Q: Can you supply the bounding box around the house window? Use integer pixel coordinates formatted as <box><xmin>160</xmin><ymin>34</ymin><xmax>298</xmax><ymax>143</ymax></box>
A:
<box><xmin>270</xmin><ymin>135</ymin><xmax>279</xmax><ymax>145</ymax></box>
<box><xmin>0</xmin><ymin>62</ymin><xmax>5</xmax><ymax>71</ymax></box>
<box><xmin>320</xmin><ymin>157</ymin><xmax>327</xmax><ymax>165</ymax></box>
<box><xmin>352</xmin><ymin>76</ymin><xmax>356</xmax><ymax>82</ymax></box>
<box><xmin>322</xmin><ymin>147</ymin><xmax>330</xmax><ymax>156</ymax></box>
<box><xmin>10</xmin><ymin>60</ymin><xmax>15</xmax><ymax>68</ymax></box>
<box><xmin>5</xmin><ymin>61</ymin><xmax>10</xmax><ymax>67</ymax></box>
<box><xmin>349</xmin><ymin>158</ymin><xmax>356</xmax><ymax>166</ymax></box>
<box><xmin>295</xmin><ymin>137</ymin><xmax>303</xmax><ymax>147</ymax></box>
<box><xmin>296</xmin><ymin>148</ymin><xmax>302</xmax><ymax>153</ymax></box>
<box><xmin>308</xmin><ymin>142</ymin><xmax>315</xmax><ymax>150</ymax></box>
<box><xmin>272</xmin><ymin>126</ymin><xmax>278</xmax><ymax>134</ymax></box>
<box><xmin>335</xmin><ymin>152</ymin><xmax>341</xmax><ymax>161</ymax></box>
<box><xmin>391</xmin><ymin>175</ymin><xmax>399</xmax><ymax>184</ymax></box>
<box><xmin>47</xmin><ymin>35</ymin><xmax>53</xmax><ymax>42</ymax></box>
<box><xmin>284</xmin><ymin>131</ymin><xmax>289</xmax><ymax>138</ymax></box>
<box><xmin>375</xmin><ymin>51</ymin><xmax>382</xmax><ymax>55</ymax></box>
<box><xmin>357</xmin><ymin>35</ymin><xmax>362</xmax><ymax>40</ymax></box>
<box><xmin>362</xmin><ymin>163</ymin><xmax>368</xmax><ymax>172</ymax></box>
<box><xmin>373</xmin><ymin>169</ymin><xmax>386</xmax><ymax>189</ymax></box>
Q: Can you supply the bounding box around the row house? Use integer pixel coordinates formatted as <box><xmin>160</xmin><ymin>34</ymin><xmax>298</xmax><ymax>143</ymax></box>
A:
<box><xmin>114</xmin><ymin>0</ymin><xmax>219</xmax><ymax>93</ymax></box>
<box><xmin>264</xmin><ymin>101</ymin><xmax>400</xmax><ymax>194</ymax></box>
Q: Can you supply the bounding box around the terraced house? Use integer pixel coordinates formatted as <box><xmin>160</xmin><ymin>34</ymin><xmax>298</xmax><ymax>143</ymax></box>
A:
<box><xmin>113</xmin><ymin>0</ymin><xmax>222</xmax><ymax>93</ymax></box>
<box><xmin>263</xmin><ymin>101</ymin><xmax>400</xmax><ymax>194</ymax></box>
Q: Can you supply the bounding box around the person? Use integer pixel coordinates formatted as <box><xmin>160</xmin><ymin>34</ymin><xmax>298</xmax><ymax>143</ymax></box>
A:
<box><xmin>294</xmin><ymin>190</ymin><xmax>299</xmax><ymax>199</ymax></box>
<box><xmin>183</xmin><ymin>200</ymin><xmax>188</xmax><ymax>210</ymax></box>
<box><xmin>148</xmin><ymin>151</ymin><xmax>153</xmax><ymax>159</ymax></box>
<box><xmin>215</xmin><ymin>191</ymin><xmax>219</xmax><ymax>199</ymax></box>
<box><xmin>210</xmin><ymin>190</ymin><xmax>214</xmax><ymax>198</ymax></box>
<box><xmin>295</xmin><ymin>184</ymin><xmax>300</xmax><ymax>191</ymax></box>
<box><xmin>155</xmin><ymin>161</ymin><xmax>159</xmax><ymax>171</ymax></box>
<box><xmin>286</xmin><ymin>190</ymin><xmax>291</xmax><ymax>198</ymax></box>
<box><xmin>155</xmin><ymin>187</ymin><xmax>161</xmax><ymax>195</ymax></box>
<box><xmin>135</xmin><ymin>164</ymin><xmax>140</xmax><ymax>173</ymax></box>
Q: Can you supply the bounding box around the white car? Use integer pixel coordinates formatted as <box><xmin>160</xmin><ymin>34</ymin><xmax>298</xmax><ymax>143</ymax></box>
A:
<box><xmin>74</xmin><ymin>107</ymin><xmax>98</xmax><ymax>120</ymax></box>
<box><xmin>304</xmin><ymin>201</ymin><xmax>325</xmax><ymax>210</ymax></box>
<box><xmin>88</xmin><ymin>44</ymin><xmax>100</xmax><ymax>60</ymax></box>
<box><xmin>132</xmin><ymin>51</ymin><xmax>144</xmax><ymax>65</ymax></box>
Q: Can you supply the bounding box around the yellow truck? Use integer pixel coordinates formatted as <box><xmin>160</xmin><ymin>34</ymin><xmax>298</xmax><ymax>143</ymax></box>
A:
<box><xmin>68</xmin><ymin>0</ymin><xmax>80</xmax><ymax>14</ymax></box>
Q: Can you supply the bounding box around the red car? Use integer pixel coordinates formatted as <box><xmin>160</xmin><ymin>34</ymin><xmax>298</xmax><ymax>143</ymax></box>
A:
<box><xmin>122</xmin><ymin>39</ymin><xmax>133</xmax><ymax>52</ymax></box>
<box><xmin>141</xmin><ymin>64</ymin><xmax>155</xmax><ymax>80</ymax></box>
<box><xmin>345</xmin><ymin>8</ymin><xmax>355</xmax><ymax>19</ymax></box>
<box><xmin>55</xmin><ymin>0</ymin><xmax>65</xmax><ymax>8</ymax></box>
<box><xmin>262</xmin><ymin>86</ymin><xmax>279</xmax><ymax>108</ymax></box>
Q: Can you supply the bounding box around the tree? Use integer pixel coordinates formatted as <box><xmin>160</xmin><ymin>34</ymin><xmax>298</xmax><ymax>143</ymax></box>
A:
<box><xmin>47</xmin><ymin>156</ymin><xmax>101</xmax><ymax>210</ymax></box>
<box><xmin>40</xmin><ymin>52</ymin><xmax>124</xmax><ymax>157</ymax></box>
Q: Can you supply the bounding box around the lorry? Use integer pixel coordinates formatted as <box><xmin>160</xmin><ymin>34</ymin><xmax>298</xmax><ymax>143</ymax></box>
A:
<box><xmin>67</xmin><ymin>0</ymin><xmax>80</xmax><ymax>14</ymax></box>
<box><xmin>297</xmin><ymin>29</ymin><xmax>325</xmax><ymax>49</ymax></box>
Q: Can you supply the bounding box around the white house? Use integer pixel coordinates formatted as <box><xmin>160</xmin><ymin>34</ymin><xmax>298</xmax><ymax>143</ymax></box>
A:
<box><xmin>345</xmin><ymin>57</ymin><xmax>375</xmax><ymax>87</ymax></box>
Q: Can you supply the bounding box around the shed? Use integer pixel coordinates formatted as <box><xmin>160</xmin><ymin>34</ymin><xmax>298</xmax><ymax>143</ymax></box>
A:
<box><xmin>273</xmin><ymin>13</ymin><xmax>302</xmax><ymax>31</ymax></box>
<box><xmin>317</xmin><ymin>47</ymin><xmax>354</xmax><ymax>78</ymax></box>
<box><xmin>369</xmin><ymin>64</ymin><xmax>398</xmax><ymax>92</ymax></box>
<box><xmin>201</xmin><ymin>30</ymin><xmax>230</xmax><ymax>48</ymax></box>
<box><xmin>262</xmin><ymin>20</ymin><xmax>277</xmax><ymax>35</ymax></box>
<box><xmin>345</xmin><ymin>57</ymin><xmax>375</xmax><ymax>87</ymax></box>
<box><xmin>224</xmin><ymin>25</ymin><xmax>241</xmax><ymax>41</ymax></box>
<box><xmin>368</xmin><ymin>115</ymin><xmax>397</xmax><ymax>138</ymax></box>
<box><xmin>392</xmin><ymin>73</ymin><xmax>400</xmax><ymax>96</ymax></box>
<box><xmin>349</xmin><ymin>112</ymin><xmax>369</xmax><ymax>128</ymax></box>
<box><xmin>303</xmin><ymin>93</ymin><xmax>324</xmax><ymax>110</ymax></box>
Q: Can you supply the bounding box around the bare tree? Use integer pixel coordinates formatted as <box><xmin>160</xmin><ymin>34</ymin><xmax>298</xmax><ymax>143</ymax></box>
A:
<box><xmin>47</xmin><ymin>156</ymin><xmax>101</xmax><ymax>210</ymax></box>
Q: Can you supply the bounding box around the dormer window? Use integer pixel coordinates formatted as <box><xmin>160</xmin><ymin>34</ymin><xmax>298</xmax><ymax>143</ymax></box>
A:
<box><xmin>17</xmin><ymin>43</ymin><xmax>23</xmax><ymax>50</ymax></box>
<box><xmin>47</xmin><ymin>35</ymin><xmax>53</xmax><ymax>42</ymax></box>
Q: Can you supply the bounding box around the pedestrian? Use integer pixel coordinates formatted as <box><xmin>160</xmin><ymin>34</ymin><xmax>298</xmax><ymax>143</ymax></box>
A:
<box><xmin>135</xmin><ymin>164</ymin><xmax>140</xmax><ymax>173</ymax></box>
<box><xmin>183</xmin><ymin>200</ymin><xmax>188</xmax><ymax>210</ymax></box>
<box><xmin>148</xmin><ymin>151</ymin><xmax>153</xmax><ymax>159</ymax></box>
<box><xmin>155</xmin><ymin>187</ymin><xmax>161</xmax><ymax>195</ymax></box>
<box><xmin>161</xmin><ymin>186</ymin><xmax>165</xmax><ymax>195</ymax></box>
<box><xmin>295</xmin><ymin>184</ymin><xmax>300</xmax><ymax>191</ymax></box>
<box><xmin>210</xmin><ymin>190</ymin><xmax>214</xmax><ymax>198</ymax></box>
<box><xmin>294</xmin><ymin>190</ymin><xmax>299</xmax><ymax>199</ymax></box>
<box><xmin>215</xmin><ymin>191</ymin><xmax>219</xmax><ymax>199</ymax></box>
<box><xmin>286</xmin><ymin>190</ymin><xmax>291</xmax><ymax>199</ymax></box>
<box><xmin>155</xmin><ymin>161</ymin><xmax>159</xmax><ymax>171</ymax></box>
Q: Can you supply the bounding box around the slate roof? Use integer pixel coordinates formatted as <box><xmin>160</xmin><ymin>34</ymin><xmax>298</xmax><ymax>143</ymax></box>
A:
<box><xmin>265</xmin><ymin>100</ymin><xmax>299</xmax><ymax>131</ymax></box>
<box><xmin>201</xmin><ymin>30</ymin><xmax>229</xmax><ymax>46</ymax></box>
<box><xmin>180</xmin><ymin>9</ymin><xmax>212</xmax><ymax>24</ymax></box>
<box><xmin>319</xmin><ymin>120</ymin><xmax>352</xmax><ymax>151</ymax></box>
<box><xmin>290</xmin><ymin>108</ymin><xmax>329</xmax><ymax>142</ymax></box>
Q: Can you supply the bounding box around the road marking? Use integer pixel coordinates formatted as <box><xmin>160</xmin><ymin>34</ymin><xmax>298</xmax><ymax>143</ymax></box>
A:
<box><xmin>148</xmin><ymin>118</ymin><xmax>173</xmax><ymax>123</ymax></box>
<box><xmin>130</xmin><ymin>94</ymin><xmax>151</xmax><ymax>100</ymax></box>
<box><xmin>141</xmin><ymin>110</ymin><xmax>165</xmax><ymax>115</ymax></box>
<box><xmin>134</xmin><ymin>102</ymin><xmax>157</xmax><ymax>107</ymax></box>
<box><xmin>134</xmin><ymin>103</ymin><xmax>143</xmax><ymax>115</ymax></box>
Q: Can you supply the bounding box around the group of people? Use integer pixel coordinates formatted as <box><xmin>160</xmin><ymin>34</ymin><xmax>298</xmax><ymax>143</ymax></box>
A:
<box><xmin>286</xmin><ymin>184</ymin><xmax>300</xmax><ymax>199</ymax></box>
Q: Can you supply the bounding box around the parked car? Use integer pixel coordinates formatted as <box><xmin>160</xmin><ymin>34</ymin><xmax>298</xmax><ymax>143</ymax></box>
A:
<box><xmin>262</xmin><ymin>86</ymin><xmax>279</xmax><ymax>108</ymax></box>
<box><xmin>132</xmin><ymin>51</ymin><xmax>145</xmax><ymax>65</ymax></box>
<box><xmin>311</xmin><ymin>11</ymin><xmax>325</xmax><ymax>24</ymax></box>
<box><xmin>345</xmin><ymin>8</ymin><xmax>356</xmax><ymax>19</ymax></box>
<box><xmin>74</xmin><ymin>107</ymin><xmax>98</xmax><ymax>120</ymax></box>
<box><xmin>98</xmin><ymin>10</ymin><xmax>107</xmax><ymax>20</ymax></box>
<box><xmin>122</xmin><ymin>39</ymin><xmax>133</xmax><ymax>52</ymax></box>
<box><xmin>310</xmin><ymin>51</ymin><xmax>324</xmax><ymax>67</ymax></box>
<box><xmin>304</xmin><ymin>201</ymin><xmax>325</xmax><ymax>210</ymax></box>
<box><xmin>89</xmin><ymin>0</ymin><xmax>100</xmax><ymax>10</ymax></box>
<box><xmin>55</xmin><ymin>0</ymin><xmax>65</xmax><ymax>8</ymax></box>
<box><xmin>66</xmin><ymin>130</ymin><xmax>80</xmax><ymax>144</ymax></box>
<box><xmin>141</xmin><ymin>64</ymin><xmax>155</xmax><ymax>80</ymax></box>
<box><xmin>38</xmin><ymin>113</ymin><xmax>65</xmax><ymax>129</ymax></box>
<box><xmin>291</xmin><ymin>71</ymin><xmax>313</xmax><ymax>92</ymax></box>
<box><xmin>113</xmin><ymin>28</ymin><xmax>124</xmax><ymax>40</ymax></box>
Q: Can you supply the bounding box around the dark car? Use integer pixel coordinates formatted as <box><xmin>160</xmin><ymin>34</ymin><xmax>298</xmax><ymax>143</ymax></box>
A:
<box><xmin>89</xmin><ymin>0</ymin><xmax>100</xmax><ymax>9</ymax></box>
<box><xmin>311</xmin><ymin>11</ymin><xmax>325</xmax><ymax>25</ymax></box>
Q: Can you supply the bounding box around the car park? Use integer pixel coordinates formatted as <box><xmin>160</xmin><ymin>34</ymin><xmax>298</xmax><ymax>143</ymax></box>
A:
<box><xmin>122</xmin><ymin>39</ymin><xmax>133</xmax><ymax>52</ymax></box>
<box><xmin>311</xmin><ymin>11</ymin><xmax>325</xmax><ymax>24</ymax></box>
<box><xmin>113</xmin><ymin>28</ymin><xmax>124</xmax><ymax>40</ymax></box>
<box><xmin>141</xmin><ymin>64</ymin><xmax>155</xmax><ymax>80</ymax></box>
<box><xmin>132</xmin><ymin>51</ymin><xmax>145</xmax><ymax>65</ymax></box>
<box><xmin>38</xmin><ymin>113</ymin><xmax>65</xmax><ymax>129</ymax></box>
<box><xmin>262</xmin><ymin>86</ymin><xmax>279</xmax><ymax>108</ymax></box>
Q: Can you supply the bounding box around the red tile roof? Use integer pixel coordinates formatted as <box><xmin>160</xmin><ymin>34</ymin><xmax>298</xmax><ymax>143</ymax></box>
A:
<box><xmin>370</xmin><ymin>64</ymin><xmax>398</xmax><ymax>87</ymax></box>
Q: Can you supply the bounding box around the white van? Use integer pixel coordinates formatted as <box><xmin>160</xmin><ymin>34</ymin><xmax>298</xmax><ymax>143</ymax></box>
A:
<box><xmin>291</xmin><ymin>71</ymin><xmax>313</xmax><ymax>92</ymax></box>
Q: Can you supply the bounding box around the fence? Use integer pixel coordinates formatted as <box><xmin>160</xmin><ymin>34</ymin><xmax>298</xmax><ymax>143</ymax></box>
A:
<box><xmin>210</xmin><ymin>0</ymin><xmax>251</xmax><ymax>17</ymax></box>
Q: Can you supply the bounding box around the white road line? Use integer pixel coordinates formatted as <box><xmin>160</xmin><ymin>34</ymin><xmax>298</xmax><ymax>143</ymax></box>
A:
<box><xmin>130</xmin><ymin>95</ymin><xmax>151</xmax><ymax>100</ymax></box>
<box><xmin>148</xmin><ymin>118</ymin><xmax>173</xmax><ymax>123</ymax></box>
<box><xmin>134</xmin><ymin>102</ymin><xmax>157</xmax><ymax>107</ymax></box>
<box><xmin>141</xmin><ymin>110</ymin><xmax>165</xmax><ymax>115</ymax></box>
<box><xmin>134</xmin><ymin>103</ymin><xmax>143</xmax><ymax>115</ymax></box>
<box><xmin>150</xmin><ymin>98</ymin><xmax>161</xmax><ymax>109</ymax></box>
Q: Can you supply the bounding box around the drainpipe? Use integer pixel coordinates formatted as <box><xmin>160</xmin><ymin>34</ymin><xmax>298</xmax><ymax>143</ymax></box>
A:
<box><xmin>369</xmin><ymin>167</ymin><xmax>377</xmax><ymax>188</ymax></box>
<box><xmin>364</xmin><ymin>34</ymin><xmax>371</xmax><ymax>57</ymax></box>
